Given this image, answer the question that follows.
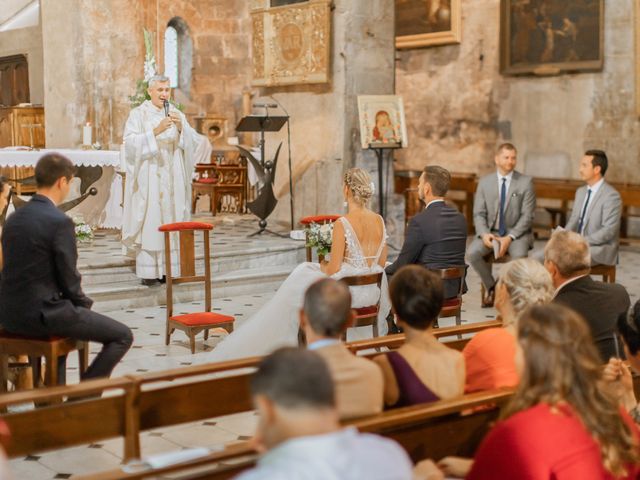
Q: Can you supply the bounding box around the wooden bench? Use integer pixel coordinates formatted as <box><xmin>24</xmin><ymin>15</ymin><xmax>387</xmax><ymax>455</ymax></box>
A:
<box><xmin>75</xmin><ymin>388</ymin><xmax>515</xmax><ymax>480</ymax></box>
<box><xmin>0</xmin><ymin>321</ymin><xmax>501</xmax><ymax>463</ymax></box>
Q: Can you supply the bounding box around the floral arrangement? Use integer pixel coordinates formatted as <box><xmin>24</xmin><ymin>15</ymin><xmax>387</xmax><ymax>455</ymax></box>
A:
<box><xmin>73</xmin><ymin>217</ymin><xmax>94</xmax><ymax>243</ymax></box>
<box><xmin>129</xmin><ymin>29</ymin><xmax>183</xmax><ymax>111</ymax></box>
<box><xmin>305</xmin><ymin>222</ymin><xmax>333</xmax><ymax>257</ymax></box>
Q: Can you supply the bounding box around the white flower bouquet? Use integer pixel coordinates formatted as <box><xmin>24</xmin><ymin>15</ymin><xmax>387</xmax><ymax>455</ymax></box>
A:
<box><xmin>73</xmin><ymin>217</ymin><xmax>94</xmax><ymax>243</ymax></box>
<box><xmin>305</xmin><ymin>222</ymin><xmax>333</xmax><ymax>258</ymax></box>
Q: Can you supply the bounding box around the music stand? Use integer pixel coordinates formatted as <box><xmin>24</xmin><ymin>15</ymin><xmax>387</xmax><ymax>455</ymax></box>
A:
<box><xmin>237</xmin><ymin>115</ymin><xmax>288</xmax><ymax>236</ymax></box>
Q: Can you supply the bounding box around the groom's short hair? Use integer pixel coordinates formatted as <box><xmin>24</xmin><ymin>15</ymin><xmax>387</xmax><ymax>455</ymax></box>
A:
<box><xmin>422</xmin><ymin>165</ymin><xmax>451</xmax><ymax>197</ymax></box>
<box><xmin>303</xmin><ymin>279</ymin><xmax>352</xmax><ymax>338</ymax></box>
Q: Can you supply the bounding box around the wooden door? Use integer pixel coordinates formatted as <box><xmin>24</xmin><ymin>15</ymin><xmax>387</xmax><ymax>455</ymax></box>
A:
<box><xmin>0</xmin><ymin>55</ymin><xmax>30</xmax><ymax>107</ymax></box>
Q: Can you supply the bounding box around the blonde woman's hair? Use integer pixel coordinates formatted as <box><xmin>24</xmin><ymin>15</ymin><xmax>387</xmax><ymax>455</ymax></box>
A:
<box><xmin>504</xmin><ymin>304</ymin><xmax>638</xmax><ymax>477</ymax></box>
<box><xmin>344</xmin><ymin>168</ymin><xmax>373</xmax><ymax>205</ymax></box>
<box><xmin>498</xmin><ymin>258</ymin><xmax>553</xmax><ymax>318</ymax></box>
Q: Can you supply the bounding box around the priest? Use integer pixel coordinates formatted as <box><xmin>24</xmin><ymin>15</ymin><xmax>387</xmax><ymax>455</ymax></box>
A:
<box><xmin>122</xmin><ymin>74</ymin><xmax>199</xmax><ymax>285</ymax></box>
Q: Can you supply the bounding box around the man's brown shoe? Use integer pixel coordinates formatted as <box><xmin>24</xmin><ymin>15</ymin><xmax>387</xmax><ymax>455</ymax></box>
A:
<box><xmin>481</xmin><ymin>286</ymin><xmax>495</xmax><ymax>308</ymax></box>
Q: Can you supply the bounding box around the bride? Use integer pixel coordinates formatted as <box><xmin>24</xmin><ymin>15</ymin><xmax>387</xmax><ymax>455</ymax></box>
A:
<box><xmin>203</xmin><ymin>167</ymin><xmax>390</xmax><ymax>362</ymax></box>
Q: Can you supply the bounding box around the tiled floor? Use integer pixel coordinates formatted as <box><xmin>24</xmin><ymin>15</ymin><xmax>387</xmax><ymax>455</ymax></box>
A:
<box><xmin>8</xmin><ymin>239</ymin><xmax>640</xmax><ymax>478</ymax></box>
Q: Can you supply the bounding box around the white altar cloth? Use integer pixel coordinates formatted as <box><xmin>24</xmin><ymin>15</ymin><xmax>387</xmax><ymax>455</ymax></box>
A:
<box><xmin>0</xmin><ymin>148</ymin><xmax>123</xmax><ymax>229</ymax></box>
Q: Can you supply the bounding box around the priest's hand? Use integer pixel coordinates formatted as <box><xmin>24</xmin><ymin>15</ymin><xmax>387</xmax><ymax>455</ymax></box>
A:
<box><xmin>153</xmin><ymin>117</ymin><xmax>174</xmax><ymax>137</ymax></box>
<box><xmin>169</xmin><ymin>112</ymin><xmax>182</xmax><ymax>133</ymax></box>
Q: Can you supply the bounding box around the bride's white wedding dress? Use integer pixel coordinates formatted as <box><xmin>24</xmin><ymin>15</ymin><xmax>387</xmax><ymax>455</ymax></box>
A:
<box><xmin>202</xmin><ymin>216</ymin><xmax>390</xmax><ymax>362</ymax></box>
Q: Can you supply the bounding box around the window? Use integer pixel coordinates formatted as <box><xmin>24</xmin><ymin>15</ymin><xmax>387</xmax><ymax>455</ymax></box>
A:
<box><xmin>164</xmin><ymin>26</ymin><xmax>178</xmax><ymax>88</ymax></box>
<box><xmin>164</xmin><ymin>17</ymin><xmax>192</xmax><ymax>95</ymax></box>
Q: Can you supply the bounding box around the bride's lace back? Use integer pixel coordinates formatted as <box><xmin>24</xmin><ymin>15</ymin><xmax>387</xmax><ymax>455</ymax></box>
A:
<box><xmin>340</xmin><ymin>217</ymin><xmax>386</xmax><ymax>270</ymax></box>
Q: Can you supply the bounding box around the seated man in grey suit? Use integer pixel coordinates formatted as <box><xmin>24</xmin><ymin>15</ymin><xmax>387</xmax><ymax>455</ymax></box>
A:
<box><xmin>545</xmin><ymin>230</ymin><xmax>629</xmax><ymax>362</ymax></box>
<box><xmin>300</xmin><ymin>278</ymin><xmax>384</xmax><ymax>420</ymax></box>
<box><xmin>565</xmin><ymin>150</ymin><xmax>621</xmax><ymax>266</ymax></box>
<box><xmin>385</xmin><ymin>165</ymin><xmax>467</xmax><ymax>300</ymax></box>
<box><xmin>468</xmin><ymin>143</ymin><xmax>536</xmax><ymax>307</ymax></box>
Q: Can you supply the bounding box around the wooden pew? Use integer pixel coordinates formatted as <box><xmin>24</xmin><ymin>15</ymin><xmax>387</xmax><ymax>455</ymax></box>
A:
<box><xmin>76</xmin><ymin>389</ymin><xmax>515</xmax><ymax>480</ymax></box>
<box><xmin>0</xmin><ymin>321</ymin><xmax>501</xmax><ymax>463</ymax></box>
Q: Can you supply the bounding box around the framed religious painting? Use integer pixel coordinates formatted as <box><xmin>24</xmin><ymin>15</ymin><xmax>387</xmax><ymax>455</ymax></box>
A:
<box><xmin>357</xmin><ymin>95</ymin><xmax>408</xmax><ymax>149</ymax></box>
<box><xmin>500</xmin><ymin>0</ymin><xmax>604</xmax><ymax>76</ymax></box>
<box><xmin>251</xmin><ymin>0</ymin><xmax>331</xmax><ymax>87</ymax></box>
<box><xmin>395</xmin><ymin>0</ymin><xmax>461</xmax><ymax>49</ymax></box>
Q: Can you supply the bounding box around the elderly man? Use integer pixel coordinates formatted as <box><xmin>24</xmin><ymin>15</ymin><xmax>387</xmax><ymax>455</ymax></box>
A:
<box><xmin>468</xmin><ymin>143</ymin><xmax>536</xmax><ymax>307</ymax></box>
<box><xmin>237</xmin><ymin>348</ymin><xmax>413</xmax><ymax>480</ymax></box>
<box><xmin>544</xmin><ymin>230</ymin><xmax>629</xmax><ymax>362</ymax></box>
<box><xmin>299</xmin><ymin>279</ymin><xmax>384</xmax><ymax>419</ymax></box>
<box><xmin>122</xmin><ymin>75</ymin><xmax>201</xmax><ymax>285</ymax></box>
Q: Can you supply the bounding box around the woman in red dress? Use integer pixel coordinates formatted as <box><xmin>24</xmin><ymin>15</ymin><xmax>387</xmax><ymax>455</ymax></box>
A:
<box><xmin>416</xmin><ymin>303</ymin><xmax>640</xmax><ymax>480</ymax></box>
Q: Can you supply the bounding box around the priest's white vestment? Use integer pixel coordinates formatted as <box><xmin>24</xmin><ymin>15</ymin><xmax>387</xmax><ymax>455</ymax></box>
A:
<box><xmin>122</xmin><ymin>100</ymin><xmax>199</xmax><ymax>279</ymax></box>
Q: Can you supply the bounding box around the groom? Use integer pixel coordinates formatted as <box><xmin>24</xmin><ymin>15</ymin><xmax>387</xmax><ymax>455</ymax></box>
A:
<box><xmin>386</xmin><ymin>165</ymin><xmax>467</xmax><ymax>300</ymax></box>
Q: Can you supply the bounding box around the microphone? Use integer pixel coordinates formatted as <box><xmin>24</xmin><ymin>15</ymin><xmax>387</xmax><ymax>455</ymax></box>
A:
<box><xmin>163</xmin><ymin>99</ymin><xmax>170</xmax><ymax>117</ymax></box>
<box><xmin>253</xmin><ymin>103</ymin><xmax>278</xmax><ymax>108</ymax></box>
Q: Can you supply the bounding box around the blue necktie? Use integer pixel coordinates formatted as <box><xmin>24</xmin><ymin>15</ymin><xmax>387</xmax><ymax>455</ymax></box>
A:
<box><xmin>578</xmin><ymin>188</ymin><xmax>592</xmax><ymax>234</ymax></box>
<box><xmin>498</xmin><ymin>178</ymin><xmax>507</xmax><ymax>237</ymax></box>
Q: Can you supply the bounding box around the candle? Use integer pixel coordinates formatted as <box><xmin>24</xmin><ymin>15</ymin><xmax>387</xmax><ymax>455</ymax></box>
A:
<box><xmin>83</xmin><ymin>122</ymin><xmax>92</xmax><ymax>146</ymax></box>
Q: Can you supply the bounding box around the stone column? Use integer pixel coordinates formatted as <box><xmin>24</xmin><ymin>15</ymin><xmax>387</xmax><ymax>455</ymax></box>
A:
<box><xmin>262</xmin><ymin>0</ymin><xmax>395</xmax><ymax>228</ymax></box>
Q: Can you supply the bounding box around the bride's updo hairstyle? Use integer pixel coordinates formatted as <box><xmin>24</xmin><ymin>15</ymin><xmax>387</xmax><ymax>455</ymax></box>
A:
<box><xmin>344</xmin><ymin>168</ymin><xmax>374</xmax><ymax>205</ymax></box>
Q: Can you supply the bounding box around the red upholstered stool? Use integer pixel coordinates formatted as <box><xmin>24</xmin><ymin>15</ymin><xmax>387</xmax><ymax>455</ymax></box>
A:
<box><xmin>299</xmin><ymin>215</ymin><xmax>341</xmax><ymax>262</ymax></box>
<box><xmin>159</xmin><ymin>222</ymin><xmax>235</xmax><ymax>353</ymax></box>
<box><xmin>0</xmin><ymin>331</ymin><xmax>88</xmax><ymax>392</ymax></box>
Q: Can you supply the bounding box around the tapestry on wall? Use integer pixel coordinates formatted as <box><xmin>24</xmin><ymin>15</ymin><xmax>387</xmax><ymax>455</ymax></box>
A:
<box><xmin>500</xmin><ymin>0</ymin><xmax>603</xmax><ymax>75</ymax></box>
<box><xmin>251</xmin><ymin>0</ymin><xmax>331</xmax><ymax>87</ymax></box>
<box><xmin>395</xmin><ymin>0</ymin><xmax>461</xmax><ymax>49</ymax></box>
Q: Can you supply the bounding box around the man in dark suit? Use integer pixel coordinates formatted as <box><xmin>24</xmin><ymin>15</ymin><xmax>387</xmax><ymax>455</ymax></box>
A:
<box><xmin>386</xmin><ymin>165</ymin><xmax>467</xmax><ymax>300</ymax></box>
<box><xmin>0</xmin><ymin>153</ymin><xmax>132</xmax><ymax>380</ymax></box>
<box><xmin>544</xmin><ymin>229</ymin><xmax>629</xmax><ymax>363</ymax></box>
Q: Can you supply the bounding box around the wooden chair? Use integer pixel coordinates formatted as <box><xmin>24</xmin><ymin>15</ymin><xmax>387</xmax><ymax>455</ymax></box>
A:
<box><xmin>339</xmin><ymin>272</ymin><xmax>384</xmax><ymax>339</ymax></box>
<box><xmin>431</xmin><ymin>266</ymin><xmax>466</xmax><ymax>326</ymax></box>
<box><xmin>299</xmin><ymin>215</ymin><xmax>341</xmax><ymax>262</ymax></box>
<box><xmin>0</xmin><ymin>331</ymin><xmax>88</xmax><ymax>392</ymax></box>
<box><xmin>191</xmin><ymin>164</ymin><xmax>218</xmax><ymax>214</ymax></box>
<box><xmin>159</xmin><ymin>222</ymin><xmax>235</xmax><ymax>353</ymax></box>
<box><xmin>590</xmin><ymin>264</ymin><xmax>616</xmax><ymax>283</ymax></box>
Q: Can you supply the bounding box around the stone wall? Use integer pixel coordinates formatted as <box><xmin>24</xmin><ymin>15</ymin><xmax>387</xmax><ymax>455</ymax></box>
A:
<box><xmin>41</xmin><ymin>0</ymin><xmax>252</xmax><ymax>148</ymax></box>
<box><xmin>0</xmin><ymin>24</ymin><xmax>44</xmax><ymax>105</ymax></box>
<box><xmin>396</xmin><ymin>0</ymin><xmax>640</xmax><ymax>184</ymax></box>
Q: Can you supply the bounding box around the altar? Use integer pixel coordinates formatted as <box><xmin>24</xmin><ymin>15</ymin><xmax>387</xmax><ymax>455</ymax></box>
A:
<box><xmin>0</xmin><ymin>148</ymin><xmax>123</xmax><ymax>228</ymax></box>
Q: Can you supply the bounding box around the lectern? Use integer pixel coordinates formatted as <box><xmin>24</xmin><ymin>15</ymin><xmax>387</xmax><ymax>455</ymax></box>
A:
<box><xmin>236</xmin><ymin>115</ymin><xmax>288</xmax><ymax>236</ymax></box>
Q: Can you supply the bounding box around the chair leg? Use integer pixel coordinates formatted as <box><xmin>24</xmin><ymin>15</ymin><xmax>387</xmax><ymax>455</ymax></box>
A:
<box><xmin>57</xmin><ymin>355</ymin><xmax>68</xmax><ymax>386</ymax></box>
<box><xmin>204</xmin><ymin>329</ymin><xmax>209</xmax><ymax>341</ymax></box>
<box><xmin>189</xmin><ymin>332</ymin><xmax>196</xmax><ymax>354</ymax></box>
<box><xmin>373</xmin><ymin>321</ymin><xmax>378</xmax><ymax>338</ymax></box>
<box><xmin>29</xmin><ymin>356</ymin><xmax>42</xmax><ymax>388</ymax></box>
<box><xmin>78</xmin><ymin>343</ymin><xmax>89</xmax><ymax>375</ymax></box>
<box><xmin>0</xmin><ymin>355</ymin><xmax>8</xmax><ymax>393</ymax></box>
<box><xmin>165</xmin><ymin>321</ymin><xmax>171</xmax><ymax>346</ymax></box>
<box><xmin>44</xmin><ymin>353</ymin><xmax>57</xmax><ymax>388</ymax></box>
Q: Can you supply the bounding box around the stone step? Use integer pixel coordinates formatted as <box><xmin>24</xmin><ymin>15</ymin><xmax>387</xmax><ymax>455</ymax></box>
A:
<box><xmin>79</xmin><ymin>242</ymin><xmax>306</xmax><ymax>287</ymax></box>
<box><xmin>89</xmin><ymin>265</ymin><xmax>293</xmax><ymax>312</ymax></box>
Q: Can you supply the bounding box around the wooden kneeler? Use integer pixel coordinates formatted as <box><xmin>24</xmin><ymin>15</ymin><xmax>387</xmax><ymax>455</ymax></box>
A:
<box><xmin>159</xmin><ymin>222</ymin><xmax>235</xmax><ymax>353</ymax></box>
